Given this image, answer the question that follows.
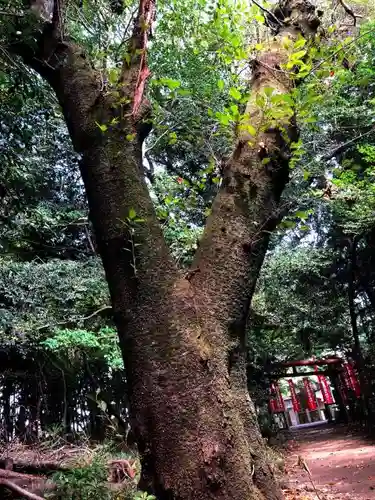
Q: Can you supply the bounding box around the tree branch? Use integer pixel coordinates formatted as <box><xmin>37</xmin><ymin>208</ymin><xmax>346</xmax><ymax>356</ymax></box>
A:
<box><xmin>250</xmin><ymin>0</ymin><xmax>283</xmax><ymax>29</ymax></box>
<box><xmin>36</xmin><ymin>305</ymin><xmax>113</xmax><ymax>331</ymax></box>
<box><xmin>189</xmin><ymin>0</ymin><xmax>321</xmax><ymax>337</ymax></box>
<box><xmin>308</xmin><ymin>28</ymin><xmax>375</xmax><ymax>77</ymax></box>
<box><xmin>0</xmin><ymin>478</ymin><xmax>45</xmax><ymax>500</ymax></box>
<box><xmin>337</xmin><ymin>0</ymin><xmax>362</xmax><ymax>26</ymax></box>
<box><xmin>0</xmin><ymin>11</ymin><xmax>24</xmax><ymax>17</ymax></box>
<box><xmin>84</xmin><ymin>224</ymin><xmax>96</xmax><ymax>254</ymax></box>
<box><xmin>119</xmin><ymin>0</ymin><xmax>156</xmax><ymax>119</ymax></box>
<box><xmin>322</xmin><ymin>128</ymin><xmax>374</xmax><ymax>161</ymax></box>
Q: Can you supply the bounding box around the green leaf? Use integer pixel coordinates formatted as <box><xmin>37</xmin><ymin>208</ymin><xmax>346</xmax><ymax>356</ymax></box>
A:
<box><xmin>177</xmin><ymin>89</ymin><xmax>191</xmax><ymax>96</ymax></box>
<box><xmin>263</xmin><ymin>87</ymin><xmax>274</xmax><ymax>97</ymax></box>
<box><xmin>245</xmin><ymin>124</ymin><xmax>257</xmax><ymax>136</ymax></box>
<box><xmin>215</xmin><ymin>111</ymin><xmax>230</xmax><ymax>126</ymax></box>
<box><xmin>159</xmin><ymin>78</ymin><xmax>181</xmax><ymax>90</ymax></box>
<box><xmin>281</xmin><ymin>220</ymin><xmax>296</xmax><ymax>229</ymax></box>
<box><xmin>128</xmin><ymin>208</ymin><xmax>137</xmax><ymax>220</ymax></box>
<box><xmin>295</xmin><ymin>211</ymin><xmax>309</xmax><ymax>220</ymax></box>
<box><xmin>108</xmin><ymin>68</ymin><xmax>119</xmax><ymax>85</ymax></box>
<box><xmin>217</xmin><ymin>79</ymin><xmax>225</xmax><ymax>90</ymax></box>
<box><xmin>271</xmin><ymin>93</ymin><xmax>294</xmax><ymax>106</ymax></box>
<box><xmin>292</xmin><ymin>50</ymin><xmax>307</xmax><ymax>61</ymax></box>
<box><xmin>168</xmin><ymin>131</ymin><xmax>178</xmax><ymax>145</ymax></box>
<box><xmin>229</xmin><ymin>87</ymin><xmax>242</xmax><ymax>100</ymax></box>
<box><xmin>294</xmin><ymin>37</ymin><xmax>306</xmax><ymax>49</ymax></box>
<box><xmin>255</xmin><ymin>94</ymin><xmax>266</xmax><ymax>108</ymax></box>
<box><xmin>95</xmin><ymin>122</ymin><xmax>108</xmax><ymax>133</ymax></box>
<box><xmin>97</xmin><ymin>400</ymin><xmax>107</xmax><ymax>412</ymax></box>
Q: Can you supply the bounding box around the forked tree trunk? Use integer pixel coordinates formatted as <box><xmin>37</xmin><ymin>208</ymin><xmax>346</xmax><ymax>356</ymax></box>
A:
<box><xmin>9</xmin><ymin>0</ymin><xmax>320</xmax><ymax>498</ymax></box>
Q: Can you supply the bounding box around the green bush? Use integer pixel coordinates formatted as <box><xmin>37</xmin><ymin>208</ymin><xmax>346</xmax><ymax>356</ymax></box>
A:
<box><xmin>49</xmin><ymin>451</ymin><xmax>155</xmax><ymax>500</ymax></box>
<box><xmin>50</xmin><ymin>455</ymin><xmax>111</xmax><ymax>500</ymax></box>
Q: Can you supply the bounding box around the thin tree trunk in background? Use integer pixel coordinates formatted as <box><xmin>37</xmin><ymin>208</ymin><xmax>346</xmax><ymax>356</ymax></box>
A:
<box><xmin>348</xmin><ymin>236</ymin><xmax>371</xmax><ymax>421</ymax></box>
<box><xmin>348</xmin><ymin>237</ymin><xmax>362</xmax><ymax>360</ymax></box>
<box><xmin>2</xmin><ymin>381</ymin><xmax>13</xmax><ymax>441</ymax></box>
<box><xmin>330</xmin><ymin>373</ymin><xmax>348</xmax><ymax>423</ymax></box>
<box><xmin>10</xmin><ymin>0</ymin><xmax>321</xmax><ymax>498</ymax></box>
<box><xmin>16</xmin><ymin>388</ymin><xmax>26</xmax><ymax>440</ymax></box>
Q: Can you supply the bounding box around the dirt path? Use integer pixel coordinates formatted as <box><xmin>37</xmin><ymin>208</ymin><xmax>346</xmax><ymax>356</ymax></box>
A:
<box><xmin>284</xmin><ymin>423</ymin><xmax>375</xmax><ymax>499</ymax></box>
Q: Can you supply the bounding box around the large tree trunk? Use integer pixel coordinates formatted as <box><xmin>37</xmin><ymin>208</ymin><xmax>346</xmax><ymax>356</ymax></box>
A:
<box><xmin>8</xmin><ymin>0</ymin><xmax>320</xmax><ymax>498</ymax></box>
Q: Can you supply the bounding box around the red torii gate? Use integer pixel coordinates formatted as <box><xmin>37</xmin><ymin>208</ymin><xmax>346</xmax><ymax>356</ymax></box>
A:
<box><xmin>268</xmin><ymin>356</ymin><xmax>361</xmax><ymax>417</ymax></box>
<box><xmin>275</xmin><ymin>357</ymin><xmax>341</xmax><ymax>378</ymax></box>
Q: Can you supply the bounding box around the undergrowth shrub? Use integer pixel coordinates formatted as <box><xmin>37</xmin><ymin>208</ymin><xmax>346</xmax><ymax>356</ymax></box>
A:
<box><xmin>50</xmin><ymin>455</ymin><xmax>112</xmax><ymax>500</ymax></box>
<box><xmin>49</xmin><ymin>448</ymin><xmax>155</xmax><ymax>500</ymax></box>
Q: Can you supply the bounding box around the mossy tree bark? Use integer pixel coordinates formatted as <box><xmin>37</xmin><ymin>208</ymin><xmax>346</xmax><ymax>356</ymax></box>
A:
<box><xmin>9</xmin><ymin>0</ymin><xmax>320</xmax><ymax>498</ymax></box>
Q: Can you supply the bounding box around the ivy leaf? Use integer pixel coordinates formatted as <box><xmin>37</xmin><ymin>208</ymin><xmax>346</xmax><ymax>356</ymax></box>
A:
<box><xmin>263</xmin><ymin>87</ymin><xmax>274</xmax><ymax>97</ymax></box>
<box><xmin>294</xmin><ymin>37</ymin><xmax>306</xmax><ymax>49</ymax></box>
<box><xmin>295</xmin><ymin>211</ymin><xmax>309</xmax><ymax>220</ymax></box>
<box><xmin>246</xmin><ymin>124</ymin><xmax>257</xmax><ymax>136</ymax></box>
<box><xmin>229</xmin><ymin>87</ymin><xmax>241</xmax><ymax>100</ymax></box>
<box><xmin>168</xmin><ymin>132</ymin><xmax>178</xmax><ymax>145</ymax></box>
<box><xmin>159</xmin><ymin>78</ymin><xmax>181</xmax><ymax>90</ymax></box>
<box><xmin>97</xmin><ymin>400</ymin><xmax>107</xmax><ymax>412</ymax></box>
<box><xmin>128</xmin><ymin>208</ymin><xmax>137</xmax><ymax>220</ymax></box>
<box><xmin>291</xmin><ymin>50</ymin><xmax>307</xmax><ymax>61</ymax></box>
<box><xmin>281</xmin><ymin>220</ymin><xmax>296</xmax><ymax>229</ymax></box>
<box><xmin>177</xmin><ymin>89</ymin><xmax>191</xmax><ymax>96</ymax></box>
<box><xmin>95</xmin><ymin>122</ymin><xmax>108</xmax><ymax>133</ymax></box>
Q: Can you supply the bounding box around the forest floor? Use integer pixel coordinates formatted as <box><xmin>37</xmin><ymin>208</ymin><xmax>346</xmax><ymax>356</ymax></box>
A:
<box><xmin>2</xmin><ymin>424</ymin><xmax>375</xmax><ymax>499</ymax></box>
<box><xmin>282</xmin><ymin>422</ymin><xmax>375</xmax><ymax>500</ymax></box>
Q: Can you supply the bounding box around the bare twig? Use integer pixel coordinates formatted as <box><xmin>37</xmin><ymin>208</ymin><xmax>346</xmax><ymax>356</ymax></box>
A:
<box><xmin>84</xmin><ymin>225</ymin><xmax>96</xmax><ymax>254</ymax></box>
<box><xmin>308</xmin><ymin>28</ymin><xmax>375</xmax><ymax>77</ymax></box>
<box><xmin>80</xmin><ymin>305</ymin><xmax>112</xmax><ymax>322</ymax></box>
<box><xmin>116</xmin><ymin>7</ymin><xmax>138</xmax><ymax>55</ymax></box>
<box><xmin>322</xmin><ymin>127</ymin><xmax>374</xmax><ymax>161</ymax></box>
<box><xmin>36</xmin><ymin>305</ymin><xmax>112</xmax><ymax>331</ymax></box>
<box><xmin>250</xmin><ymin>0</ymin><xmax>283</xmax><ymax>28</ymax></box>
<box><xmin>0</xmin><ymin>478</ymin><xmax>45</xmax><ymax>500</ymax></box>
<box><xmin>337</xmin><ymin>0</ymin><xmax>363</xmax><ymax>26</ymax></box>
<box><xmin>144</xmin><ymin>128</ymin><xmax>170</xmax><ymax>153</ymax></box>
<box><xmin>70</xmin><ymin>4</ymin><xmax>96</xmax><ymax>36</ymax></box>
<box><xmin>298</xmin><ymin>455</ymin><xmax>322</xmax><ymax>500</ymax></box>
<box><xmin>0</xmin><ymin>10</ymin><xmax>24</xmax><ymax>17</ymax></box>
